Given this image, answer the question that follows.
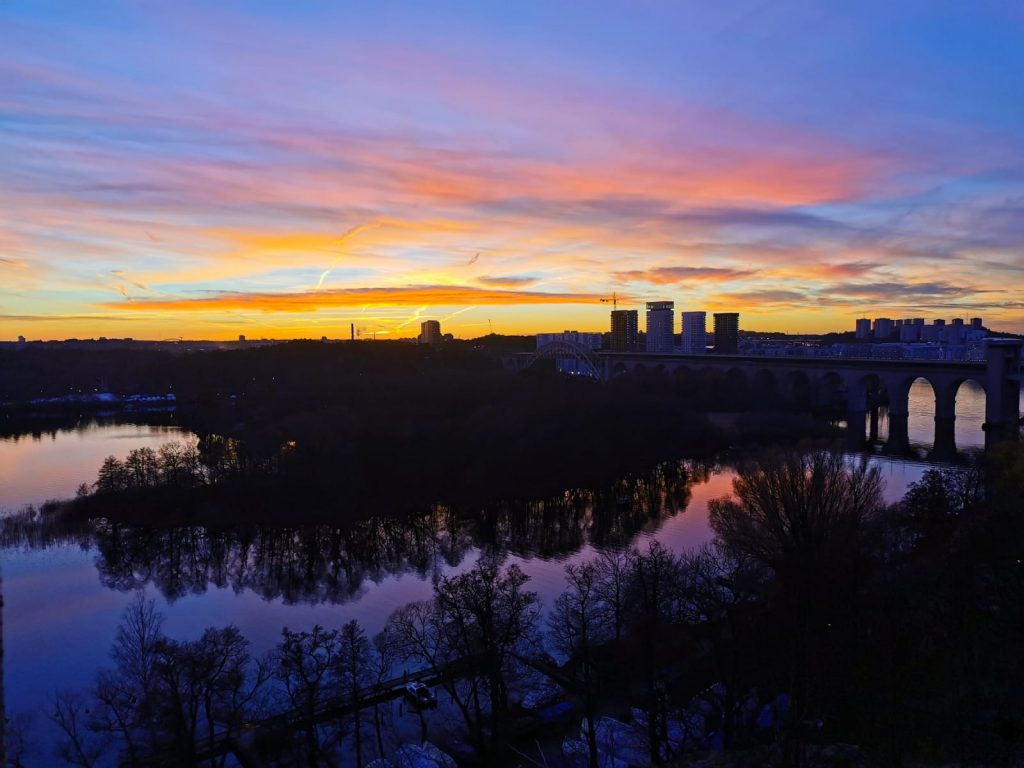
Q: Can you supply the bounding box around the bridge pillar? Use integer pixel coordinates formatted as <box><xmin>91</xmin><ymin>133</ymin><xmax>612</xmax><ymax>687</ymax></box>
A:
<box><xmin>843</xmin><ymin>375</ymin><xmax>869</xmax><ymax>448</ymax></box>
<box><xmin>984</xmin><ymin>339</ymin><xmax>1023</xmax><ymax>448</ymax></box>
<box><xmin>932</xmin><ymin>385</ymin><xmax>958</xmax><ymax>459</ymax></box>
<box><xmin>879</xmin><ymin>375</ymin><xmax>911</xmax><ymax>455</ymax></box>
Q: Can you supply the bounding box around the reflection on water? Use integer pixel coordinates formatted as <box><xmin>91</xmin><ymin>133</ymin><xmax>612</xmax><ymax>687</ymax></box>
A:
<box><xmin>0</xmin><ymin>416</ymin><xmax>194</xmax><ymax>511</ymax></box>
<box><xmin>2</xmin><ymin>437</ymin><xmax>928</xmax><ymax>735</ymax></box>
<box><xmin>0</xmin><ymin>411</ymin><xmax>976</xmax><ymax>753</ymax></box>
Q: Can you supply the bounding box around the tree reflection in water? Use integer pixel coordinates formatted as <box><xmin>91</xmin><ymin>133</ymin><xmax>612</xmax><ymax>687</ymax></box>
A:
<box><xmin>6</xmin><ymin>460</ymin><xmax>708</xmax><ymax>606</ymax></box>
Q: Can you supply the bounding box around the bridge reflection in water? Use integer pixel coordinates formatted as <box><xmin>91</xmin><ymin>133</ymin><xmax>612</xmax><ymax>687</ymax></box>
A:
<box><xmin>525</xmin><ymin>338</ymin><xmax>1023</xmax><ymax>459</ymax></box>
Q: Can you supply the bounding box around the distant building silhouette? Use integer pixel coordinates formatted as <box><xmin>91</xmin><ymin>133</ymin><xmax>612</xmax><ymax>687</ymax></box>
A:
<box><xmin>946</xmin><ymin>320</ymin><xmax>965</xmax><ymax>345</ymax></box>
<box><xmin>713</xmin><ymin>312</ymin><xmax>739</xmax><ymax>354</ymax></box>
<box><xmin>900</xmin><ymin>323</ymin><xmax>920</xmax><ymax>342</ymax></box>
<box><xmin>238</xmin><ymin>334</ymin><xmax>246</xmax><ymax>342</ymax></box>
<box><xmin>873</xmin><ymin>318</ymin><xmax>893</xmax><ymax>339</ymax></box>
<box><xmin>419</xmin><ymin>320</ymin><xmax>441</xmax><ymax>344</ymax></box>
<box><xmin>610</xmin><ymin>309</ymin><xmax>639</xmax><ymax>352</ymax></box>
<box><xmin>645</xmin><ymin>301</ymin><xmax>675</xmax><ymax>352</ymax></box>
<box><xmin>970</xmin><ymin>317</ymin><xmax>983</xmax><ymax>329</ymax></box>
<box><xmin>855</xmin><ymin>318</ymin><xmax>871</xmax><ymax>339</ymax></box>
<box><xmin>680</xmin><ymin>311</ymin><xmax>707</xmax><ymax>354</ymax></box>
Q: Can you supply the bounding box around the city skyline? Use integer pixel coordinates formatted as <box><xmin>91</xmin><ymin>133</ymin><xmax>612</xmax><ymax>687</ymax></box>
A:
<box><xmin>4</xmin><ymin>2</ymin><xmax>1024</xmax><ymax>341</ymax></box>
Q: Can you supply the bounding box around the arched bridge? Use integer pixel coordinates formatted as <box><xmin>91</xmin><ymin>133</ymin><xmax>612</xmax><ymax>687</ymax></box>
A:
<box><xmin>597</xmin><ymin>339</ymin><xmax>1023</xmax><ymax>452</ymax></box>
<box><xmin>520</xmin><ymin>340</ymin><xmax>602</xmax><ymax>379</ymax></box>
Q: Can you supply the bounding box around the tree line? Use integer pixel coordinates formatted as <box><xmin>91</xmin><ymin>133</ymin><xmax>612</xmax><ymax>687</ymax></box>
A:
<box><xmin>16</xmin><ymin>341</ymin><xmax>834</xmax><ymax>524</ymax></box>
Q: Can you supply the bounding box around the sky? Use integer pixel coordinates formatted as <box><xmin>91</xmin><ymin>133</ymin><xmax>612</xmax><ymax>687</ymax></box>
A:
<box><xmin>2</xmin><ymin>1</ymin><xmax>1024</xmax><ymax>340</ymax></box>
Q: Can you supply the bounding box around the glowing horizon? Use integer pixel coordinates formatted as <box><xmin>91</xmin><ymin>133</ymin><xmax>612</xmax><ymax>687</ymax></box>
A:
<box><xmin>3</xmin><ymin>2</ymin><xmax>1024</xmax><ymax>341</ymax></box>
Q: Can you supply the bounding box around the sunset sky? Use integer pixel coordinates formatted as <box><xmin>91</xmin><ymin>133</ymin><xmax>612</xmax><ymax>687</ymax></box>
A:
<box><xmin>3</xmin><ymin>1</ymin><xmax>1024</xmax><ymax>340</ymax></box>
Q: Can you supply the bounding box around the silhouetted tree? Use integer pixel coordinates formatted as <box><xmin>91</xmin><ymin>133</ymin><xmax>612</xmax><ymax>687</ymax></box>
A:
<box><xmin>274</xmin><ymin>625</ymin><xmax>344</xmax><ymax>764</ymax></box>
<box><xmin>626</xmin><ymin>541</ymin><xmax>684</xmax><ymax>764</ymax></box>
<box><xmin>709</xmin><ymin>449</ymin><xmax>883</xmax><ymax>763</ymax></box>
<box><xmin>549</xmin><ymin>562</ymin><xmax>609</xmax><ymax>768</ymax></box>
<box><xmin>50</xmin><ymin>691</ymin><xmax>107</xmax><ymax>768</ymax></box>
<box><xmin>337</xmin><ymin>620</ymin><xmax>373</xmax><ymax>768</ymax></box>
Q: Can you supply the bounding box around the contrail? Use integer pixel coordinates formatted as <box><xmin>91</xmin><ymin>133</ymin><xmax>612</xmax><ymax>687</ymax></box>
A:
<box><xmin>467</xmin><ymin>252</ymin><xmax>479</xmax><ymax>266</ymax></box>
<box><xmin>315</xmin><ymin>222</ymin><xmax>380</xmax><ymax>291</ymax></box>
<box><xmin>397</xmin><ymin>305</ymin><xmax>429</xmax><ymax>330</ymax></box>
<box><xmin>439</xmin><ymin>305</ymin><xmax>476</xmax><ymax>322</ymax></box>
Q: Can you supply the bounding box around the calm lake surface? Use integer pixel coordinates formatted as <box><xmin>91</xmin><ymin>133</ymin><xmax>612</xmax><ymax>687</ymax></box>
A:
<box><xmin>2</xmin><ymin>381</ymin><xmax>1018</xmax><ymax>756</ymax></box>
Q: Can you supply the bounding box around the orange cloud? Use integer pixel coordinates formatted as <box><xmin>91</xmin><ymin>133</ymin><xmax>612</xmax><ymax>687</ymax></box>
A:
<box><xmin>98</xmin><ymin>285</ymin><xmax>613</xmax><ymax>313</ymax></box>
<box><xmin>613</xmin><ymin>266</ymin><xmax>757</xmax><ymax>284</ymax></box>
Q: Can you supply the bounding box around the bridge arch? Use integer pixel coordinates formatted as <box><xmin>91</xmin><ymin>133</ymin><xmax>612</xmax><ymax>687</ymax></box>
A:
<box><xmin>751</xmin><ymin>368</ymin><xmax>782</xmax><ymax>408</ymax></box>
<box><xmin>813</xmin><ymin>370</ymin><xmax>846</xmax><ymax>412</ymax></box>
<box><xmin>528</xmin><ymin>340</ymin><xmax>602</xmax><ymax>379</ymax></box>
<box><xmin>783</xmin><ymin>370</ymin><xmax>813</xmax><ymax>411</ymax></box>
<box><xmin>721</xmin><ymin>367</ymin><xmax>751</xmax><ymax>408</ymax></box>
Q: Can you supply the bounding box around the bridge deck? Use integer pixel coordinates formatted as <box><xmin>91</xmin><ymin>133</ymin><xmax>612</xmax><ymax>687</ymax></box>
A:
<box><xmin>597</xmin><ymin>351</ymin><xmax>990</xmax><ymax>370</ymax></box>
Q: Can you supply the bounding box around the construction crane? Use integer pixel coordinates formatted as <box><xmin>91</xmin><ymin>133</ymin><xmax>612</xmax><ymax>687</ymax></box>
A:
<box><xmin>599</xmin><ymin>292</ymin><xmax>620</xmax><ymax>311</ymax></box>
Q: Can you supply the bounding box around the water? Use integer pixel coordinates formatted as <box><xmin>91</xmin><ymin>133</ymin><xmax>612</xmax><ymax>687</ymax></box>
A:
<box><xmin>0</xmin><ymin>418</ymin><xmax>192</xmax><ymax>512</ymax></box>
<box><xmin>0</xmin><ymin>387</ymin><xmax>1010</xmax><ymax>756</ymax></box>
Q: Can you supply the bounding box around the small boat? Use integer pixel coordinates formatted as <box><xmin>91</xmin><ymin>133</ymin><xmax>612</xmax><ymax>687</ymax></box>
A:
<box><xmin>404</xmin><ymin>681</ymin><xmax>437</xmax><ymax>708</ymax></box>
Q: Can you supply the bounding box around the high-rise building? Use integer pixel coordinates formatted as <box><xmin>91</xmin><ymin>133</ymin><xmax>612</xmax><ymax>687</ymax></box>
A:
<box><xmin>899</xmin><ymin>324</ymin><xmax>920</xmax><ymax>342</ymax></box>
<box><xmin>419</xmin><ymin>320</ymin><xmax>441</xmax><ymax>344</ymax></box>
<box><xmin>610</xmin><ymin>309</ymin><xmax>639</xmax><ymax>352</ymax></box>
<box><xmin>855</xmin><ymin>319</ymin><xmax>871</xmax><ymax>339</ymax></box>
<box><xmin>873</xmin><ymin>318</ymin><xmax>894</xmax><ymax>339</ymax></box>
<box><xmin>713</xmin><ymin>312</ymin><xmax>739</xmax><ymax>354</ymax></box>
<box><xmin>970</xmin><ymin>317</ymin><xmax>983</xmax><ymax>329</ymax></box>
<box><xmin>945</xmin><ymin>322</ymin><xmax>965</xmax><ymax>345</ymax></box>
<box><xmin>645</xmin><ymin>301</ymin><xmax>675</xmax><ymax>352</ymax></box>
<box><xmin>238</xmin><ymin>334</ymin><xmax>246</xmax><ymax>342</ymax></box>
<box><xmin>680</xmin><ymin>311</ymin><xmax>707</xmax><ymax>354</ymax></box>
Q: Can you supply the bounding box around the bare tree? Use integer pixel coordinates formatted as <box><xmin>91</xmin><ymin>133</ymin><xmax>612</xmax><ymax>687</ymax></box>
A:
<box><xmin>708</xmin><ymin>449</ymin><xmax>883</xmax><ymax>763</ymax></box>
<box><xmin>626</xmin><ymin>541</ymin><xmax>684</xmax><ymax>765</ymax></box>
<box><xmin>385</xmin><ymin>599</ymin><xmax>481</xmax><ymax>743</ymax></box>
<box><xmin>274</xmin><ymin>625</ymin><xmax>343</xmax><ymax>765</ymax></box>
<box><xmin>549</xmin><ymin>562</ymin><xmax>609</xmax><ymax>768</ymax></box>
<box><xmin>594</xmin><ymin>548</ymin><xmax>634</xmax><ymax>644</ymax></box>
<box><xmin>434</xmin><ymin>557</ymin><xmax>541</xmax><ymax>751</ymax></box>
<box><xmin>337</xmin><ymin>620</ymin><xmax>373</xmax><ymax>768</ymax></box>
<box><xmin>151</xmin><ymin>625</ymin><xmax>267</xmax><ymax>764</ymax></box>
<box><xmin>50</xmin><ymin>690</ymin><xmax>109</xmax><ymax>768</ymax></box>
<box><xmin>680</xmin><ymin>545</ymin><xmax>767</xmax><ymax>749</ymax></box>
<box><xmin>370</xmin><ymin>630</ymin><xmax>394</xmax><ymax>761</ymax></box>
